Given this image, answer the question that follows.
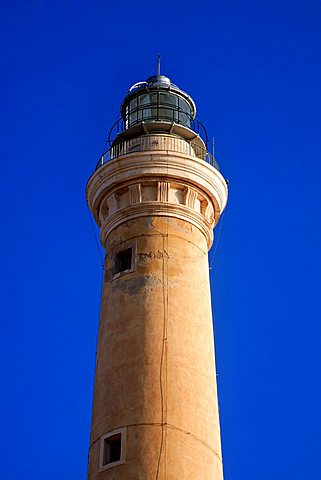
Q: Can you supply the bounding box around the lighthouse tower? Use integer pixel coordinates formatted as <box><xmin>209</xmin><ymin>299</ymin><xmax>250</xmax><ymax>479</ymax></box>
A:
<box><xmin>86</xmin><ymin>72</ymin><xmax>228</xmax><ymax>479</ymax></box>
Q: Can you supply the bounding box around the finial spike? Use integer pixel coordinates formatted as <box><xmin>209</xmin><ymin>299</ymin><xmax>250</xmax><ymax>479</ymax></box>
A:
<box><xmin>157</xmin><ymin>54</ymin><xmax>161</xmax><ymax>76</ymax></box>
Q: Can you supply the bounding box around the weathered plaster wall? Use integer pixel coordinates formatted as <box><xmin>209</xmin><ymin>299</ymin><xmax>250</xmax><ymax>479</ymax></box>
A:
<box><xmin>87</xmin><ymin>216</ymin><xmax>223</xmax><ymax>480</ymax></box>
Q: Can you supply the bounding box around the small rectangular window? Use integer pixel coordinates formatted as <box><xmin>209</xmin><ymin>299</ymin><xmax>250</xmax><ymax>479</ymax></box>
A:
<box><xmin>103</xmin><ymin>433</ymin><xmax>121</xmax><ymax>465</ymax></box>
<box><xmin>114</xmin><ymin>247</ymin><xmax>133</xmax><ymax>275</ymax></box>
<box><xmin>99</xmin><ymin>427</ymin><xmax>126</xmax><ymax>471</ymax></box>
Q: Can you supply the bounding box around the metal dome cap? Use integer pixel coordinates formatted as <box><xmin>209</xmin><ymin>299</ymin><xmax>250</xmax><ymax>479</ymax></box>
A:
<box><xmin>146</xmin><ymin>74</ymin><xmax>171</xmax><ymax>87</ymax></box>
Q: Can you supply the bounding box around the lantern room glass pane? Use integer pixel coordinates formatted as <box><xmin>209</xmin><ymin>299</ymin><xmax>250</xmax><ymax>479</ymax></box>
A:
<box><xmin>142</xmin><ymin>107</ymin><xmax>158</xmax><ymax>121</ymax></box>
<box><xmin>130</xmin><ymin>97</ymin><xmax>138</xmax><ymax>109</ymax></box>
<box><xmin>123</xmin><ymin>91</ymin><xmax>193</xmax><ymax>128</ymax></box>
<box><xmin>129</xmin><ymin>111</ymin><xmax>137</xmax><ymax>126</ymax></box>
<box><xmin>159</xmin><ymin>93</ymin><xmax>178</xmax><ymax>122</ymax></box>
<box><xmin>179</xmin><ymin>97</ymin><xmax>190</xmax><ymax>113</ymax></box>
<box><xmin>160</xmin><ymin>107</ymin><xmax>176</xmax><ymax>122</ymax></box>
<box><xmin>178</xmin><ymin>111</ymin><xmax>191</xmax><ymax>127</ymax></box>
<box><xmin>128</xmin><ymin>98</ymin><xmax>138</xmax><ymax>126</ymax></box>
<box><xmin>159</xmin><ymin>93</ymin><xmax>178</xmax><ymax>107</ymax></box>
<box><xmin>139</xmin><ymin>93</ymin><xmax>157</xmax><ymax>121</ymax></box>
<box><xmin>178</xmin><ymin>98</ymin><xmax>192</xmax><ymax>127</ymax></box>
<box><xmin>138</xmin><ymin>93</ymin><xmax>157</xmax><ymax>106</ymax></box>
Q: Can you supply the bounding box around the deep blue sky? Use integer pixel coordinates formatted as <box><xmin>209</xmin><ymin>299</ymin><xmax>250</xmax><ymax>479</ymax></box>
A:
<box><xmin>1</xmin><ymin>1</ymin><xmax>321</xmax><ymax>478</ymax></box>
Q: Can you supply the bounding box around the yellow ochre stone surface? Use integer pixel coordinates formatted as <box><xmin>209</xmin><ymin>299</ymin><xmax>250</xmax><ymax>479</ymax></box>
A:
<box><xmin>87</xmin><ymin>216</ymin><xmax>223</xmax><ymax>479</ymax></box>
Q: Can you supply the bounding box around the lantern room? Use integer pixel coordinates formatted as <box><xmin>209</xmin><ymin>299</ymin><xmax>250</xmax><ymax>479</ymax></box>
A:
<box><xmin>121</xmin><ymin>74</ymin><xmax>196</xmax><ymax>130</ymax></box>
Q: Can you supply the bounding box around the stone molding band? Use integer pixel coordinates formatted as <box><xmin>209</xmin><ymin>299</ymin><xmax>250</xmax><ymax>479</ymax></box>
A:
<box><xmin>100</xmin><ymin>202</ymin><xmax>214</xmax><ymax>249</ymax></box>
<box><xmin>86</xmin><ymin>150</ymin><xmax>228</xmax><ymax>249</ymax></box>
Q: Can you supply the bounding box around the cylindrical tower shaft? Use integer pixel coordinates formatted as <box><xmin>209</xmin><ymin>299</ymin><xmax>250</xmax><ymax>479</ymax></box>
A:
<box><xmin>88</xmin><ymin>216</ymin><xmax>222</xmax><ymax>479</ymax></box>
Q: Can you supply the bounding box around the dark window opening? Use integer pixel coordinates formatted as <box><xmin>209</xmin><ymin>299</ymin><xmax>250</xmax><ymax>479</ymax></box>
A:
<box><xmin>103</xmin><ymin>433</ymin><xmax>122</xmax><ymax>465</ymax></box>
<box><xmin>114</xmin><ymin>248</ymin><xmax>132</xmax><ymax>275</ymax></box>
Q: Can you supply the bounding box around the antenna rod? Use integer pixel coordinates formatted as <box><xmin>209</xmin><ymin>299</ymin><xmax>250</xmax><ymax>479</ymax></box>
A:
<box><xmin>157</xmin><ymin>54</ymin><xmax>161</xmax><ymax>75</ymax></box>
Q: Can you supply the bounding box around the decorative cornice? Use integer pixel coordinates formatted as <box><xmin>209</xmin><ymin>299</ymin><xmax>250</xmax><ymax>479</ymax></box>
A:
<box><xmin>86</xmin><ymin>149</ymin><xmax>228</xmax><ymax>249</ymax></box>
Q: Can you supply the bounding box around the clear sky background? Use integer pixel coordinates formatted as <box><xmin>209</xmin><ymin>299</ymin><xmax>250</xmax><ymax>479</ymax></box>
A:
<box><xmin>1</xmin><ymin>0</ymin><xmax>321</xmax><ymax>478</ymax></box>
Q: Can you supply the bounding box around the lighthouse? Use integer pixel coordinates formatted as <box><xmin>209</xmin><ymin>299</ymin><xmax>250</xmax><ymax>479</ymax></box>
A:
<box><xmin>86</xmin><ymin>72</ymin><xmax>228</xmax><ymax>479</ymax></box>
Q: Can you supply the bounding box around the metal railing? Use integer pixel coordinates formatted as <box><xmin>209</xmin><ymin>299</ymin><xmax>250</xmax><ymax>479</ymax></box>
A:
<box><xmin>107</xmin><ymin>109</ymin><xmax>209</xmax><ymax>148</ymax></box>
<box><xmin>95</xmin><ymin>136</ymin><xmax>220</xmax><ymax>171</ymax></box>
